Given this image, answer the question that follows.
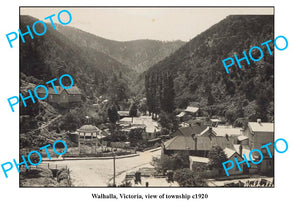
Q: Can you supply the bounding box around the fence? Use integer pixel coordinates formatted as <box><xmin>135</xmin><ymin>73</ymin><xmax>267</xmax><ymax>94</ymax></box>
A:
<box><xmin>30</xmin><ymin>163</ymin><xmax>68</xmax><ymax>170</ymax></box>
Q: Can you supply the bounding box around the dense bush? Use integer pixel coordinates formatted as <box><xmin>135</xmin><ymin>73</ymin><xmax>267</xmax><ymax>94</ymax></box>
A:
<box><xmin>152</xmin><ymin>151</ymin><xmax>189</xmax><ymax>174</ymax></box>
<box><xmin>56</xmin><ymin>168</ymin><xmax>69</xmax><ymax>183</ymax></box>
<box><xmin>20</xmin><ymin>15</ymin><xmax>136</xmax><ymax>100</ymax></box>
<box><xmin>174</xmin><ymin>168</ymin><xmax>207</xmax><ymax>187</ymax></box>
<box><xmin>59</xmin><ymin>108</ymin><xmax>86</xmax><ymax>131</ymax></box>
<box><xmin>144</xmin><ymin>15</ymin><xmax>274</xmax><ymax>121</ymax></box>
<box><xmin>128</xmin><ymin>128</ymin><xmax>144</xmax><ymax>145</ymax></box>
<box><xmin>106</xmin><ymin>130</ymin><xmax>127</xmax><ymax>142</ymax></box>
<box><xmin>159</xmin><ymin>111</ymin><xmax>179</xmax><ymax>133</ymax></box>
<box><xmin>208</xmin><ymin>146</ymin><xmax>228</xmax><ymax>171</ymax></box>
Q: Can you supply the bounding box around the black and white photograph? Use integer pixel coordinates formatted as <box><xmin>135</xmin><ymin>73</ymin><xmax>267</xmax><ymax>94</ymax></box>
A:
<box><xmin>19</xmin><ymin>7</ymin><xmax>274</xmax><ymax>187</ymax></box>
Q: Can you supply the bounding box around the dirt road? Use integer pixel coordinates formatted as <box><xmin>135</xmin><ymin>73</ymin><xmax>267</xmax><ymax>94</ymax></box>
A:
<box><xmin>46</xmin><ymin>149</ymin><xmax>161</xmax><ymax>187</ymax></box>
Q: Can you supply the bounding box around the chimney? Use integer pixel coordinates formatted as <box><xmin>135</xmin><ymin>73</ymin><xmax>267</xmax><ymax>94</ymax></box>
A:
<box><xmin>239</xmin><ymin>144</ymin><xmax>243</xmax><ymax>156</ymax></box>
<box><xmin>257</xmin><ymin>119</ymin><xmax>261</xmax><ymax>124</ymax></box>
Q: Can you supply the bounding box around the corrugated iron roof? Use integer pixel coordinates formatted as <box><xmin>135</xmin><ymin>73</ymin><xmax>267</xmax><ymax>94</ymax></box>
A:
<box><xmin>233</xmin><ymin>144</ymin><xmax>253</xmax><ymax>159</ymax></box>
<box><xmin>210</xmin><ymin>118</ymin><xmax>221</xmax><ymax>122</ymax></box>
<box><xmin>213</xmin><ymin>126</ymin><xmax>242</xmax><ymax>137</ymax></box>
<box><xmin>200</xmin><ymin>126</ymin><xmax>242</xmax><ymax>137</ymax></box>
<box><xmin>189</xmin><ymin>156</ymin><xmax>209</xmax><ymax>163</ymax></box>
<box><xmin>185</xmin><ymin>106</ymin><xmax>199</xmax><ymax>113</ymax></box>
<box><xmin>237</xmin><ymin>135</ymin><xmax>248</xmax><ymax>141</ymax></box>
<box><xmin>164</xmin><ymin>135</ymin><xmax>196</xmax><ymax>150</ymax></box>
<box><xmin>248</xmin><ymin>122</ymin><xmax>274</xmax><ymax>132</ymax></box>
<box><xmin>172</xmin><ymin>125</ymin><xmax>205</xmax><ymax>137</ymax></box>
<box><xmin>164</xmin><ymin>135</ymin><xmax>234</xmax><ymax>151</ymax></box>
<box><xmin>119</xmin><ymin>116</ymin><xmax>160</xmax><ymax>133</ymax></box>
<box><xmin>223</xmin><ymin>148</ymin><xmax>236</xmax><ymax>158</ymax></box>
<box><xmin>77</xmin><ymin>125</ymin><xmax>99</xmax><ymax>132</ymax></box>
<box><xmin>176</xmin><ymin>112</ymin><xmax>186</xmax><ymax>117</ymax></box>
<box><xmin>65</xmin><ymin>86</ymin><xmax>82</xmax><ymax>95</ymax></box>
<box><xmin>118</xmin><ymin>111</ymin><xmax>130</xmax><ymax>116</ymax></box>
<box><xmin>36</xmin><ymin>85</ymin><xmax>81</xmax><ymax>95</ymax></box>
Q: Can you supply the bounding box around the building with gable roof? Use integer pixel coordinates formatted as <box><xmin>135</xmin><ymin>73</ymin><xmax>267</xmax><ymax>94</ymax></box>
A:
<box><xmin>244</xmin><ymin>119</ymin><xmax>274</xmax><ymax>174</ymax></box>
<box><xmin>162</xmin><ymin>119</ymin><xmax>274</xmax><ymax>176</ymax></box>
<box><xmin>119</xmin><ymin>116</ymin><xmax>161</xmax><ymax>140</ymax></box>
<box><xmin>223</xmin><ymin>147</ymin><xmax>244</xmax><ymax>176</ymax></box>
<box><xmin>245</xmin><ymin>119</ymin><xmax>274</xmax><ymax>150</ymax></box>
<box><xmin>200</xmin><ymin>126</ymin><xmax>242</xmax><ymax>138</ymax></box>
<box><xmin>37</xmin><ymin>85</ymin><xmax>82</xmax><ymax>107</ymax></box>
<box><xmin>162</xmin><ymin>133</ymin><xmax>235</xmax><ymax>157</ymax></box>
<box><xmin>171</xmin><ymin>124</ymin><xmax>206</xmax><ymax>138</ymax></box>
<box><xmin>176</xmin><ymin>102</ymin><xmax>200</xmax><ymax>121</ymax></box>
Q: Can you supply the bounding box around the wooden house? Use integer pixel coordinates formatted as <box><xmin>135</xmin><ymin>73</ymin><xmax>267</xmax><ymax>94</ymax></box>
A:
<box><xmin>37</xmin><ymin>85</ymin><xmax>82</xmax><ymax>107</ymax></box>
<box><xmin>244</xmin><ymin>119</ymin><xmax>274</xmax><ymax>174</ymax></box>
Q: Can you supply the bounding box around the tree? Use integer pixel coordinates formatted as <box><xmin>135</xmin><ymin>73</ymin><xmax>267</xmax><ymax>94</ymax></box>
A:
<box><xmin>224</xmin><ymin>79</ymin><xmax>235</xmax><ymax>96</ymax></box>
<box><xmin>207</xmin><ymin>146</ymin><xmax>228</xmax><ymax>170</ymax></box>
<box><xmin>225</xmin><ymin>109</ymin><xmax>237</xmax><ymax>124</ymax></box>
<box><xmin>151</xmin><ymin>151</ymin><xmax>189</xmax><ymax>174</ymax></box>
<box><xmin>236</xmin><ymin>102</ymin><xmax>244</xmax><ymax>118</ymax></box>
<box><xmin>94</xmin><ymin>72</ymin><xmax>99</xmax><ymax>86</ymax></box>
<box><xmin>244</xmin><ymin>79</ymin><xmax>256</xmax><ymax>101</ymax></box>
<box><xmin>205</xmin><ymin>84</ymin><xmax>215</xmax><ymax>106</ymax></box>
<box><xmin>107</xmin><ymin>104</ymin><xmax>119</xmax><ymax>124</ymax></box>
<box><xmin>256</xmin><ymin>92</ymin><xmax>268</xmax><ymax>121</ymax></box>
<box><xmin>108</xmin><ymin>130</ymin><xmax>127</xmax><ymax>142</ymax></box>
<box><xmin>160</xmin><ymin>73</ymin><xmax>175</xmax><ymax>113</ymax></box>
<box><xmin>128</xmin><ymin>128</ymin><xmax>144</xmax><ymax>145</ymax></box>
<box><xmin>129</xmin><ymin>102</ymin><xmax>138</xmax><ymax>117</ymax></box>
<box><xmin>20</xmin><ymin>134</ymin><xmax>30</xmax><ymax>149</ymax></box>
<box><xmin>145</xmin><ymin>73</ymin><xmax>154</xmax><ymax>115</ymax></box>
<box><xmin>159</xmin><ymin>111</ymin><xmax>178</xmax><ymax>133</ymax></box>
<box><xmin>233</xmin><ymin>118</ymin><xmax>248</xmax><ymax>128</ymax></box>
<box><xmin>207</xmin><ymin>91</ymin><xmax>215</xmax><ymax>106</ymax></box>
<box><xmin>174</xmin><ymin>168</ymin><xmax>196</xmax><ymax>186</ymax></box>
<box><xmin>139</xmin><ymin>101</ymin><xmax>147</xmax><ymax>115</ymax></box>
<box><xmin>108</xmin><ymin>75</ymin><xmax>129</xmax><ymax>102</ymax></box>
<box><xmin>60</xmin><ymin>109</ymin><xmax>85</xmax><ymax>131</ymax></box>
<box><xmin>173</xmin><ymin>168</ymin><xmax>206</xmax><ymax>187</ymax></box>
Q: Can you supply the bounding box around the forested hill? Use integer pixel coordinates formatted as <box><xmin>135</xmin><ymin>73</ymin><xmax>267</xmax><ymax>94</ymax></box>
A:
<box><xmin>20</xmin><ymin>15</ymin><xmax>137</xmax><ymax>100</ymax></box>
<box><xmin>144</xmin><ymin>15</ymin><xmax>274</xmax><ymax>122</ymax></box>
<box><xmin>56</xmin><ymin>25</ymin><xmax>185</xmax><ymax>73</ymax></box>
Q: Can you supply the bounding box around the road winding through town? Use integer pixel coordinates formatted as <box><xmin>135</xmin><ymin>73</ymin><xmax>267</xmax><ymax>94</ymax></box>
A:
<box><xmin>46</xmin><ymin>149</ymin><xmax>161</xmax><ymax>186</ymax></box>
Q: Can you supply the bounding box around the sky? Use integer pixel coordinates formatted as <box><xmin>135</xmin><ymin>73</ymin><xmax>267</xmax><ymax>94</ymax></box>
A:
<box><xmin>20</xmin><ymin>7</ymin><xmax>273</xmax><ymax>42</ymax></box>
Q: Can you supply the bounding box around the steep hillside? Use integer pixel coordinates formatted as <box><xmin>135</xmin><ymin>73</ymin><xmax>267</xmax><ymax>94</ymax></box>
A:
<box><xmin>144</xmin><ymin>15</ymin><xmax>274</xmax><ymax>122</ymax></box>
<box><xmin>20</xmin><ymin>15</ymin><xmax>136</xmax><ymax>100</ymax></box>
<box><xmin>57</xmin><ymin>25</ymin><xmax>185</xmax><ymax>73</ymax></box>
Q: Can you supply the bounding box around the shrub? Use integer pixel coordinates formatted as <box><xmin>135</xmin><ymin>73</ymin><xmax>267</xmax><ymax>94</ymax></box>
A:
<box><xmin>225</xmin><ymin>109</ymin><xmax>237</xmax><ymax>124</ymax></box>
<box><xmin>173</xmin><ymin>168</ymin><xmax>206</xmax><ymax>187</ymax></box>
<box><xmin>174</xmin><ymin>168</ymin><xmax>195</xmax><ymax>186</ymax></box>
<box><xmin>57</xmin><ymin>168</ymin><xmax>69</xmax><ymax>182</ymax></box>
<box><xmin>208</xmin><ymin>146</ymin><xmax>228</xmax><ymax>171</ymax></box>
<box><xmin>151</xmin><ymin>151</ymin><xmax>189</xmax><ymax>174</ymax></box>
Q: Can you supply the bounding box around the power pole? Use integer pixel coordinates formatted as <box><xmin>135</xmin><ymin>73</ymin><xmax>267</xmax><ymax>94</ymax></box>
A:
<box><xmin>113</xmin><ymin>152</ymin><xmax>116</xmax><ymax>187</ymax></box>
